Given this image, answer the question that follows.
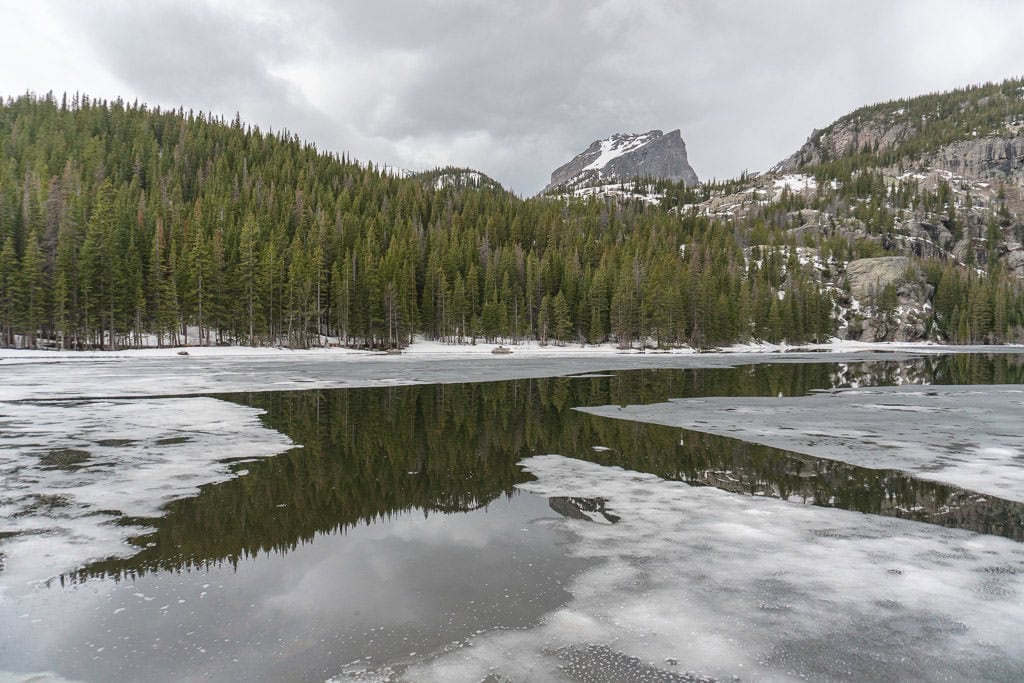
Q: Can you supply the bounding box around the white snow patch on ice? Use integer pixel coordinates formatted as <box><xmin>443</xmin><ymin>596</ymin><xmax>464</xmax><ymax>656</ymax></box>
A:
<box><xmin>0</xmin><ymin>397</ymin><xmax>294</xmax><ymax>592</ymax></box>
<box><xmin>399</xmin><ymin>455</ymin><xmax>1024</xmax><ymax>681</ymax></box>
<box><xmin>579</xmin><ymin>384</ymin><xmax>1024</xmax><ymax>502</ymax></box>
<box><xmin>0</xmin><ymin>673</ymin><xmax>84</xmax><ymax>683</ymax></box>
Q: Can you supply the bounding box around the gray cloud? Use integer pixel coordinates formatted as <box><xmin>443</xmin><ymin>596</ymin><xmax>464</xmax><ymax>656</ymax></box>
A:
<box><xmin>7</xmin><ymin>1</ymin><xmax>1024</xmax><ymax>194</ymax></box>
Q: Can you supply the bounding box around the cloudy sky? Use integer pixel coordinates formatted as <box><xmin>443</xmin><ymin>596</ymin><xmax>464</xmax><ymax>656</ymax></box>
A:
<box><xmin>2</xmin><ymin>1</ymin><xmax>1022</xmax><ymax>194</ymax></box>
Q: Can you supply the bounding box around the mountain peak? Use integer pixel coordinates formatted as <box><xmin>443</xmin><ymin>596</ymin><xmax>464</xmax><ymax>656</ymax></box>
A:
<box><xmin>545</xmin><ymin>129</ymin><xmax>699</xmax><ymax>192</ymax></box>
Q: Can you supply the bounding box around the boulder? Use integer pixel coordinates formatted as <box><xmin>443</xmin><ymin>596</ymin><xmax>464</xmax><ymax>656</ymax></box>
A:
<box><xmin>844</xmin><ymin>256</ymin><xmax>911</xmax><ymax>305</ymax></box>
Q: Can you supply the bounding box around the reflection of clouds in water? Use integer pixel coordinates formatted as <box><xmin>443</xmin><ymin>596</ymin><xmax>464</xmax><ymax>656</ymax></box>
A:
<box><xmin>2</xmin><ymin>494</ymin><xmax>577</xmax><ymax>683</ymax></box>
<box><xmin>580</xmin><ymin>385</ymin><xmax>1024</xmax><ymax>502</ymax></box>
<box><xmin>259</xmin><ymin>520</ymin><xmax>430</xmax><ymax>624</ymax></box>
<box><xmin>401</xmin><ymin>455</ymin><xmax>1024</xmax><ymax>682</ymax></box>
<box><xmin>0</xmin><ymin>397</ymin><xmax>294</xmax><ymax>591</ymax></box>
<box><xmin>386</xmin><ymin>508</ymin><xmax>503</xmax><ymax>548</ymax></box>
<box><xmin>261</xmin><ymin>498</ymin><xmax>544</xmax><ymax>624</ymax></box>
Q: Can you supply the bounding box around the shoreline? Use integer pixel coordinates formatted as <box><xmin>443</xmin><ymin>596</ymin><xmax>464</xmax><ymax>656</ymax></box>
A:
<box><xmin>2</xmin><ymin>337</ymin><xmax>1021</xmax><ymax>363</ymax></box>
<box><xmin>1</xmin><ymin>340</ymin><xmax>1020</xmax><ymax>403</ymax></box>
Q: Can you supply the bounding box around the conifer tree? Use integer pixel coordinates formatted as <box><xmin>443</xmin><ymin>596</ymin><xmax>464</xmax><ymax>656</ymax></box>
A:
<box><xmin>0</xmin><ymin>236</ymin><xmax>18</xmax><ymax>347</ymax></box>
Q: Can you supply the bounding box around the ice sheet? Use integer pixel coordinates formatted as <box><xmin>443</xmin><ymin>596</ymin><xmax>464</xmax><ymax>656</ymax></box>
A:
<box><xmin>579</xmin><ymin>384</ymin><xmax>1024</xmax><ymax>503</ymax></box>
<box><xmin>0</xmin><ymin>397</ymin><xmax>294</xmax><ymax>592</ymax></box>
<box><xmin>393</xmin><ymin>455</ymin><xmax>1024</xmax><ymax>681</ymax></box>
<box><xmin>0</xmin><ymin>342</ymin><xmax>1002</xmax><ymax>402</ymax></box>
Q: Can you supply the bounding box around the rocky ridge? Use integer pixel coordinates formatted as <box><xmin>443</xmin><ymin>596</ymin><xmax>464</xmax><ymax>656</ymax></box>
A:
<box><xmin>684</xmin><ymin>171</ymin><xmax>1019</xmax><ymax>342</ymax></box>
<box><xmin>545</xmin><ymin>129</ymin><xmax>699</xmax><ymax>193</ymax></box>
<box><xmin>676</xmin><ymin>82</ymin><xmax>1024</xmax><ymax>342</ymax></box>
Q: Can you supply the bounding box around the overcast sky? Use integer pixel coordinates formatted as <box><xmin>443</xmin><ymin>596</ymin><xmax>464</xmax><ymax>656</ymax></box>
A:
<box><xmin>1</xmin><ymin>1</ymin><xmax>1022</xmax><ymax>194</ymax></box>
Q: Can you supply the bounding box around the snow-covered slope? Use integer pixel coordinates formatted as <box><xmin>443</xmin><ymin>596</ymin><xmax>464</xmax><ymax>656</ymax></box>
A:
<box><xmin>581</xmin><ymin>131</ymin><xmax>662</xmax><ymax>172</ymax></box>
<box><xmin>414</xmin><ymin>166</ymin><xmax>505</xmax><ymax>192</ymax></box>
<box><xmin>545</xmin><ymin>129</ymin><xmax>699</xmax><ymax>192</ymax></box>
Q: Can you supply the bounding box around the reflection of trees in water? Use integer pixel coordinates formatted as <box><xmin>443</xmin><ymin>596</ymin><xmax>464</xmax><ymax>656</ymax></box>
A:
<box><xmin>75</xmin><ymin>355</ymin><xmax>1024</xmax><ymax>582</ymax></box>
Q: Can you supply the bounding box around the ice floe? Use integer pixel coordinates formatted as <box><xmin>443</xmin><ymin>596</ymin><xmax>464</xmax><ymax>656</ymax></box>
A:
<box><xmin>1</xmin><ymin>342</ymin><xmax>1008</xmax><ymax>402</ymax></box>
<box><xmin>579</xmin><ymin>384</ymin><xmax>1024</xmax><ymax>503</ymax></box>
<box><xmin>398</xmin><ymin>455</ymin><xmax>1024</xmax><ymax>681</ymax></box>
<box><xmin>0</xmin><ymin>397</ymin><xmax>294</xmax><ymax>592</ymax></box>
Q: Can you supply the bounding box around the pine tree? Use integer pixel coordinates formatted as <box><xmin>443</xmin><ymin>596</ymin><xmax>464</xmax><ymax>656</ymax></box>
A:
<box><xmin>79</xmin><ymin>180</ymin><xmax>120</xmax><ymax>349</ymax></box>
<box><xmin>18</xmin><ymin>229</ymin><xmax>47</xmax><ymax>347</ymax></box>
<box><xmin>0</xmin><ymin>236</ymin><xmax>18</xmax><ymax>347</ymax></box>
<box><xmin>552</xmin><ymin>290</ymin><xmax>572</xmax><ymax>344</ymax></box>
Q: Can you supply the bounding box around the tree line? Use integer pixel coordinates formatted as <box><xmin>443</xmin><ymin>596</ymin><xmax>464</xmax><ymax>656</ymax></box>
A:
<box><xmin>0</xmin><ymin>91</ymin><xmax>1020</xmax><ymax>350</ymax></box>
<box><xmin>0</xmin><ymin>93</ymin><xmax>838</xmax><ymax>350</ymax></box>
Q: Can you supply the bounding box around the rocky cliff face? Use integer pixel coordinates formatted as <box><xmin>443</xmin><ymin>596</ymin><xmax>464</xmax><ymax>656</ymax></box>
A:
<box><xmin>839</xmin><ymin>256</ymin><xmax>933</xmax><ymax>343</ymax></box>
<box><xmin>780</xmin><ymin>126</ymin><xmax>1024</xmax><ymax>186</ymax></box>
<box><xmin>926</xmin><ymin>136</ymin><xmax>1024</xmax><ymax>181</ymax></box>
<box><xmin>776</xmin><ymin>91</ymin><xmax>1024</xmax><ymax>186</ymax></box>
<box><xmin>545</xmin><ymin>129</ymin><xmax>699</xmax><ymax>192</ymax></box>
<box><xmin>776</xmin><ymin>118</ymin><xmax>916</xmax><ymax>172</ymax></box>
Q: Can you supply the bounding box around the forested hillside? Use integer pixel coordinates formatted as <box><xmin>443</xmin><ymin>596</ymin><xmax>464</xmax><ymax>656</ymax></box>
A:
<box><xmin>778</xmin><ymin>78</ymin><xmax>1024</xmax><ymax>176</ymax></box>
<box><xmin>647</xmin><ymin>79</ymin><xmax>1024</xmax><ymax>344</ymax></box>
<box><xmin>0</xmin><ymin>84</ymin><xmax>1021</xmax><ymax>351</ymax></box>
<box><xmin>0</xmin><ymin>92</ymin><xmax>833</xmax><ymax>350</ymax></box>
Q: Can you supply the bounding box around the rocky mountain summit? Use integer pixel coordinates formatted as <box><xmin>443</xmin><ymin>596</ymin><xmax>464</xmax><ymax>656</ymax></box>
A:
<box><xmin>545</xmin><ymin>129</ymin><xmax>699</xmax><ymax>193</ymax></box>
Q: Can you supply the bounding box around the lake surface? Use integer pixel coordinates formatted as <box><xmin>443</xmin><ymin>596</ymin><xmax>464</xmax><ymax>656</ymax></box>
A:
<box><xmin>2</xmin><ymin>352</ymin><xmax>1023</xmax><ymax>681</ymax></box>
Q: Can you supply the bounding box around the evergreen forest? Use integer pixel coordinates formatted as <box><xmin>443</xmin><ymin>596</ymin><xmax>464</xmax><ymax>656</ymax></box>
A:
<box><xmin>0</xmin><ymin>89</ymin><xmax>1021</xmax><ymax>350</ymax></box>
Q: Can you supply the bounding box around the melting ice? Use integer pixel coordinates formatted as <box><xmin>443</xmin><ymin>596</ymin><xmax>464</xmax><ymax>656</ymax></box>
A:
<box><xmin>397</xmin><ymin>455</ymin><xmax>1024</xmax><ymax>681</ymax></box>
<box><xmin>579</xmin><ymin>384</ymin><xmax>1024</xmax><ymax>503</ymax></box>
<box><xmin>0</xmin><ymin>397</ymin><xmax>294</xmax><ymax>592</ymax></box>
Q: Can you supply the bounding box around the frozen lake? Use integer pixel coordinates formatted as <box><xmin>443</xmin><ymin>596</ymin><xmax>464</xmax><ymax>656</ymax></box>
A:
<box><xmin>1</xmin><ymin>350</ymin><xmax>1023</xmax><ymax>681</ymax></box>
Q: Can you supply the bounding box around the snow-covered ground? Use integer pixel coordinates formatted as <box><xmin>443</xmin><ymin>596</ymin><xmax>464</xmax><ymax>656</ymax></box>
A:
<box><xmin>392</xmin><ymin>455</ymin><xmax>1024</xmax><ymax>681</ymax></box>
<box><xmin>579</xmin><ymin>384</ymin><xmax>1024</xmax><ymax>503</ymax></box>
<box><xmin>566</xmin><ymin>182</ymin><xmax>665</xmax><ymax>205</ymax></box>
<box><xmin>773</xmin><ymin>172</ymin><xmax>818</xmax><ymax>194</ymax></box>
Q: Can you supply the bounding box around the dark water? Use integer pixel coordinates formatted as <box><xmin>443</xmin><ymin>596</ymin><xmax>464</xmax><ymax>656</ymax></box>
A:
<box><xmin>4</xmin><ymin>353</ymin><xmax>1024</xmax><ymax>682</ymax></box>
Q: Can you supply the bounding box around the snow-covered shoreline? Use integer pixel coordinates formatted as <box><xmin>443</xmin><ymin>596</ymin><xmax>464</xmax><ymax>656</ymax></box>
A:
<box><xmin>1</xmin><ymin>338</ymin><xmax>1019</xmax><ymax>403</ymax></box>
<box><xmin>0</xmin><ymin>336</ymin><xmax>992</xmax><ymax>364</ymax></box>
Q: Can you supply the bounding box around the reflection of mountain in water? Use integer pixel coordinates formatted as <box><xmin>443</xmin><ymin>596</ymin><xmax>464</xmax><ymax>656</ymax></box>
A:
<box><xmin>74</xmin><ymin>354</ymin><xmax>1024</xmax><ymax>583</ymax></box>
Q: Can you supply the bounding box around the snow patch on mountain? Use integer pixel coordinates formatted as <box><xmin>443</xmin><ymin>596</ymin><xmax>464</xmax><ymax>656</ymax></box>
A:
<box><xmin>545</xmin><ymin>129</ymin><xmax>699</xmax><ymax>193</ymax></box>
<box><xmin>581</xmin><ymin>132</ymin><xmax>661</xmax><ymax>174</ymax></box>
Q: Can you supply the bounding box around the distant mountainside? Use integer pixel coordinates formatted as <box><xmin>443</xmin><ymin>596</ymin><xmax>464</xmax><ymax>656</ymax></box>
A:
<box><xmin>775</xmin><ymin>80</ymin><xmax>1024</xmax><ymax>179</ymax></box>
<box><xmin>671</xmin><ymin>78</ymin><xmax>1024</xmax><ymax>343</ymax></box>
<box><xmin>411</xmin><ymin>166</ymin><xmax>505</xmax><ymax>192</ymax></box>
<box><xmin>0</xmin><ymin>81</ymin><xmax>1022</xmax><ymax>353</ymax></box>
<box><xmin>544</xmin><ymin>129</ymin><xmax>699</xmax><ymax>193</ymax></box>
